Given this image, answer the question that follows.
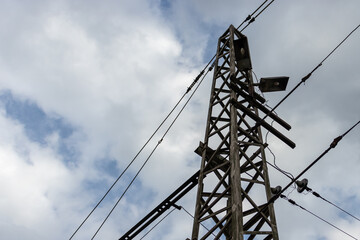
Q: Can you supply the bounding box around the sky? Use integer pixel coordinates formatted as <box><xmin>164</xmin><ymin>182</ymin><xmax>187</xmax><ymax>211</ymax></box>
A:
<box><xmin>0</xmin><ymin>0</ymin><xmax>359</xmax><ymax>239</ymax></box>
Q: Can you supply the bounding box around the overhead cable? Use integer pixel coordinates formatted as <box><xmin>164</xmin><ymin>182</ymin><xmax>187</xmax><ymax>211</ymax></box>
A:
<box><xmin>280</xmin><ymin>195</ymin><xmax>359</xmax><ymax>240</ymax></box>
<box><xmin>270</xmin><ymin>120</ymin><xmax>360</xmax><ymax>204</ymax></box>
<box><xmin>208</xmin><ymin>0</ymin><xmax>274</xmax><ymax>75</ymax></box>
<box><xmin>90</xmin><ymin>63</ymin><xmax>212</xmax><ymax>240</ymax></box>
<box><xmin>303</xmin><ymin>186</ymin><xmax>360</xmax><ymax>223</ymax></box>
<box><xmin>237</xmin><ymin>0</ymin><xmax>270</xmax><ymax>30</ymax></box>
<box><xmin>70</xmin><ymin>1</ymin><xmax>290</xmax><ymax>237</ymax></box>
<box><xmin>240</xmin><ymin>0</ymin><xmax>275</xmax><ymax>32</ymax></box>
<box><xmin>269</xmin><ymin>158</ymin><xmax>360</xmax><ymax>224</ymax></box>
<box><xmin>69</xmin><ymin>93</ymin><xmax>187</xmax><ymax>240</ymax></box>
<box><xmin>69</xmin><ymin>54</ymin><xmax>210</xmax><ymax>240</ymax></box>
<box><xmin>254</xmin><ymin>23</ymin><xmax>360</xmax><ymax>129</ymax></box>
<box><xmin>302</xmin><ymin>23</ymin><xmax>360</xmax><ymax>83</ymax></box>
<box><xmin>253</xmin><ymin>121</ymin><xmax>360</xmax><ymax>222</ymax></box>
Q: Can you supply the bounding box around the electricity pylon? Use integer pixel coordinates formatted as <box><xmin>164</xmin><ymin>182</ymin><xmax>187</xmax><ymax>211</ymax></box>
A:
<box><xmin>191</xmin><ymin>25</ymin><xmax>295</xmax><ymax>240</ymax></box>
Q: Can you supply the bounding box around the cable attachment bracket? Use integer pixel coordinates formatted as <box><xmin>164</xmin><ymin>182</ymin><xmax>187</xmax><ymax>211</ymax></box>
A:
<box><xmin>172</xmin><ymin>203</ymin><xmax>182</xmax><ymax>210</ymax></box>
<box><xmin>186</xmin><ymin>70</ymin><xmax>205</xmax><ymax>93</ymax></box>
<box><xmin>209</xmin><ymin>62</ymin><xmax>215</xmax><ymax>72</ymax></box>
<box><xmin>330</xmin><ymin>136</ymin><xmax>342</xmax><ymax>148</ymax></box>
<box><xmin>301</xmin><ymin>73</ymin><xmax>311</xmax><ymax>83</ymax></box>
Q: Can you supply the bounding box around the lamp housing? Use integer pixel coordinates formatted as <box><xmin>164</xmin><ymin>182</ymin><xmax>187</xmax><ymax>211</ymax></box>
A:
<box><xmin>234</xmin><ymin>36</ymin><xmax>252</xmax><ymax>71</ymax></box>
<box><xmin>259</xmin><ymin>76</ymin><xmax>289</xmax><ymax>92</ymax></box>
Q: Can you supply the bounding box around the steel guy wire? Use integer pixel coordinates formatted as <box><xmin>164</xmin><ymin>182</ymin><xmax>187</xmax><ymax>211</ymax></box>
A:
<box><xmin>280</xmin><ymin>195</ymin><xmax>359</xmax><ymax>240</ymax></box>
<box><xmin>181</xmin><ymin>206</ymin><xmax>217</xmax><ymax>237</ymax></box>
<box><xmin>139</xmin><ymin>207</ymin><xmax>178</xmax><ymax>240</ymax></box>
<box><xmin>90</xmin><ymin>65</ymin><xmax>212</xmax><ymax>240</ymax></box>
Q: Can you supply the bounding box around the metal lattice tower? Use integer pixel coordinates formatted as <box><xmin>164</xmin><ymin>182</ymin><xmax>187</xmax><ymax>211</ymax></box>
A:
<box><xmin>191</xmin><ymin>25</ymin><xmax>295</xmax><ymax>240</ymax></box>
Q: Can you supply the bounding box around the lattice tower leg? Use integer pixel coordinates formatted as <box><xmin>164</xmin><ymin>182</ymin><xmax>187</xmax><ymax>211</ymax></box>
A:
<box><xmin>191</xmin><ymin>25</ymin><xmax>280</xmax><ymax>240</ymax></box>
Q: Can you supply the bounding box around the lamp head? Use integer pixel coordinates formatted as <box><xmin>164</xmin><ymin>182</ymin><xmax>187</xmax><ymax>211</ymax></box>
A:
<box><xmin>259</xmin><ymin>76</ymin><xmax>289</xmax><ymax>92</ymax></box>
<box><xmin>234</xmin><ymin>36</ymin><xmax>252</xmax><ymax>71</ymax></box>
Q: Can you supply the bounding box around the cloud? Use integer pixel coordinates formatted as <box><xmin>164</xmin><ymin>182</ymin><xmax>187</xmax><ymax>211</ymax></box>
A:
<box><xmin>0</xmin><ymin>108</ymin><xmax>73</xmax><ymax>239</ymax></box>
<box><xmin>0</xmin><ymin>0</ymin><xmax>359</xmax><ymax>239</ymax></box>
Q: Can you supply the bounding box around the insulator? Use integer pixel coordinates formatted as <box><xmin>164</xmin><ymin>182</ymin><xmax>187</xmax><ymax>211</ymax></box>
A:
<box><xmin>271</xmin><ymin>186</ymin><xmax>282</xmax><ymax>195</ymax></box>
<box><xmin>295</xmin><ymin>178</ymin><xmax>308</xmax><ymax>193</ymax></box>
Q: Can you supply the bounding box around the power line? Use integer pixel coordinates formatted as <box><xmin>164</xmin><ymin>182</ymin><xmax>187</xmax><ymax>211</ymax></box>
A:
<box><xmin>70</xmin><ymin>1</ymin><xmax>277</xmax><ymax>236</ymax></box>
<box><xmin>269</xmin><ymin>158</ymin><xmax>360</xmax><ymax>224</ymax></box>
<box><xmin>207</xmin><ymin>0</ymin><xmax>275</xmax><ymax>78</ymax></box>
<box><xmin>303</xmin><ymin>186</ymin><xmax>360</xmax><ymax>223</ymax></box>
<box><xmin>69</xmin><ymin>96</ymin><xmax>186</xmax><ymax>240</ymax></box>
<box><xmin>239</xmin><ymin>0</ymin><xmax>275</xmax><ymax>32</ymax></box>
<box><xmin>302</xmin><ymin>23</ymin><xmax>360</xmax><ymax>82</ymax></box>
<box><xmin>270</xmin><ymin>120</ymin><xmax>360</xmax><ymax>204</ymax></box>
<box><xmin>252</xmin><ymin>23</ymin><xmax>360</xmax><ymax>133</ymax></box>
<box><xmin>250</xmin><ymin>22</ymin><xmax>360</xmax><ymax>228</ymax></box>
<box><xmin>250</xmin><ymin>120</ymin><xmax>360</xmax><ymax>224</ymax></box>
<box><xmin>251</xmin><ymin>22</ymin><xmax>360</xmax><ymax>181</ymax></box>
<box><xmin>86</xmin><ymin>2</ymin><xmax>278</xmax><ymax>236</ymax></box>
<box><xmin>69</xmin><ymin>60</ymin><xmax>209</xmax><ymax>240</ymax></box>
<box><xmin>90</xmin><ymin>64</ymin><xmax>212</xmax><ymax>240</ymax></box>
<box><xmin>280</xmin><ymin>195</ymin><xmax>359</xmax><ymax>240</ymax></box>
<box><xmin>236</xmin><ymin>0</ymin><xmax>270</xmax><ymax>31</ymax></box>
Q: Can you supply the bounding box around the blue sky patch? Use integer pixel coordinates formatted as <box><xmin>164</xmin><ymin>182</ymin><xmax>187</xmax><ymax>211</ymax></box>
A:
<box><xmin>95</xmin><ymin>158</ymin><xmax>120</xmax><ymax>179</ymax></box>
<box><xmin>160</xmin><ymin>0</ymin><xmax>171</xmax><ymax>10</ymax></box>
<box><xmin>83</xmin><ymin>166</ymin><xmax>156</xmax><ymax>211</ymax></box>
<box><xmin>0</xmin><ymin>90</ymin><xmax>77</xmax><ymax>165</ymax></box>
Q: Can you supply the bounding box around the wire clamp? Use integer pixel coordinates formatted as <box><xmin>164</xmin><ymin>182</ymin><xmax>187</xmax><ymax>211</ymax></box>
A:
<box><xmin>301</xmin><ymin>73</ymin><xmax>311</xmax><ymax>83</ymax></box>
<box><xmin>330</xmin><ymin>136</ymin><xmax>342</xmax><ymax>148</ymax></box>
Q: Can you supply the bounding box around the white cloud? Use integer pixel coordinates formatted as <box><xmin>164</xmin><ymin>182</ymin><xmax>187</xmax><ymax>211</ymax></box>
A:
<box><xmin>0</xmin><ymin>0</ymin><xmax>359</xmax><ymax>239</ymax></box>
<box><xmin>0</xmin><ymin>110</ymin><xmax>73</xmax><ymax>238</ymax></box>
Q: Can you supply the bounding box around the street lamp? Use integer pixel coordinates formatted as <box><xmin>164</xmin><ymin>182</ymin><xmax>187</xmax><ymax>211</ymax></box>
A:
<box><xmin>233</xmin><ymin>34</ymin><xmax>289</xmax><ymax>93</ymax></box>
<box><xmin>256</xmin><ymin>76</ymin><xmax>289</xmax><ymax>92</ymax></box>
